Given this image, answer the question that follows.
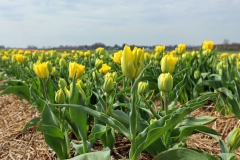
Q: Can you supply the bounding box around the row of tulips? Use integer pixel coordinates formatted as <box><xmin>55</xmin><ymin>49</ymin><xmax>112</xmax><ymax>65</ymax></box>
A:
<box><xmin>0</xmin><ymin>41</ymin><xmax>240</xmax><ymax>160</ymax></box>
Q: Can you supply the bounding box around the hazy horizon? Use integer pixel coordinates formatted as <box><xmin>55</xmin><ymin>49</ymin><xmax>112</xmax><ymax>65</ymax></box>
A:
<box><xmin>1</xmin><ymin>0</ymin><xmax>240</xmax><ymax>48</ymax></box>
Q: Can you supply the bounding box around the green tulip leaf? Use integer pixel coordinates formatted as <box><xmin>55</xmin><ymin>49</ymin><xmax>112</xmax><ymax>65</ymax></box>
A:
<box><xmin>22</xmin><ymin>117</ymin><xmax>41</xmax><ymax>131</ymax></box>
<box><xmin>67</xmin><ymin>147</ymin><xmax>111</xmax><ymax>160</ymax></box>
<box><xmin>153</xmin><ymin>148</ymin><xmax>208</xmax><ymax>160</ymax></box>
<box><xmin>179</xmin><ymin>116</ymin><xmax>216</xmax><ymax>127</ymax></box>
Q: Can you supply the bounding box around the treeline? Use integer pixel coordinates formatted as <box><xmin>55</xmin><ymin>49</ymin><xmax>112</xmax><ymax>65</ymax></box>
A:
<box><xmin>1</xmin><ymin>42</ymin><xmax>240</xmax><ymax>51</ymax></box>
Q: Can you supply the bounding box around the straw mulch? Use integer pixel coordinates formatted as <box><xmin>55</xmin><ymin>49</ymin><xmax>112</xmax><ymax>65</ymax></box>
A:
<box><xmin>0</xmin><ymin>79</ymin><xmax>240</xmax><ymax>159</ymax></box>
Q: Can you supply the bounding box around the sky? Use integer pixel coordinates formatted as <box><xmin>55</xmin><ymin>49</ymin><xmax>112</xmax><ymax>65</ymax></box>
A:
<box><xmin>0</xmin><ymin>0</ymin><xmax>240</xmax><ymax>48</ymax></box>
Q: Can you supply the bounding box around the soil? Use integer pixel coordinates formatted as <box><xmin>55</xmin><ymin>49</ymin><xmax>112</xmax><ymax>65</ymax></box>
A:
<box><xmin>0</xmin><ymin>78</ymin><xmax>240</xmax><ymax>160</ymax></box>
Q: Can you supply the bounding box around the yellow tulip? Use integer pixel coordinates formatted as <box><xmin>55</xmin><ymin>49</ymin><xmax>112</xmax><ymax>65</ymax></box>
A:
<box><xmin>121</xmin><ymin>45</ymin><xmax>144</xmax><ymax>78</ymax></box>
<box><xmin>33</xmin><ymin>62</ymin><xmax>50</xmax><ymax>79</ymax></box>
<box><xmin>112</xmin><ymin>50</ymin><xmax>122</xmax><ymax>65</ymax></box>
<box><xmin>161</xmin><ymin>54</ymin><xmax>178</xmax><ymax>73</ymax></box>
<box><xmin>202</xmin><ymin>40</ymin><xmax>214</xmax><ymax>51</ymax></box>
<box><xmin>69</xmin><ymin>62</ymin><xmax>85</xmax><ymax>79</ymax></box>
<box><xmin>176</xmin><ymin>44</ymin><xmax>186</xmax><ymax>55</ymax></box>
<box><xmin>99</xmin><ymin>64</ymin><xmax>111</xmax><ymax>74</ymax></box>
<box><xmin>96</xmin><ymin>47</ymin><xmax>104</xmax><ymax>53</ymax></box>
<box><xmin>155</xmin><ymin>46</ymin><xmax>165</xmax><ymax>53</ymax></box>
<box><xmin>2</xmin><ymin>55</ymin><xmax>9</xmax><ymax>61</ymax></box>
<box><xmin>15</xmin><ymin>54</ymin><xmax>25</xmax><ymax>64</ymax></box>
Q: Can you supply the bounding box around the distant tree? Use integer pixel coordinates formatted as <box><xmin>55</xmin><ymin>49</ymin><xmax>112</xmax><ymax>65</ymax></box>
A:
<box><xmin>223</xmin><ymin>39</ymin><xmax>229</xmax><ymax>45</ymax></box>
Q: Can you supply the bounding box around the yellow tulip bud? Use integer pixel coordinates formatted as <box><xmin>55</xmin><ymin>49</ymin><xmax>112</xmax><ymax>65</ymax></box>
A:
<box><xmin>137</xmin><ymin>81</ymin><xmax>149</xmax><ymax>95</ymax></box>
<box><xmin>63</xmin><ymin>87</ymin><xmax>70</xmax><ymax>99</ymax></box>
<box><xmin>121</xmin><ymin>45</ymin><xmax>144</xmax><ymax>78</ymax></box>
<box><xmin>194</xmin><ymin>70</ymin><xmax>200</xmax><ymax>79</ymax></box>
<box><xmin>55</xmin><ymin>89</ymin><xmax>65</xmax><ymax>104</ymax></box>
<box><xmin>103</xmin><ymin>77</ymin><xmax>114</xmax><ymax>93</ymax></box>
<box><xmin>58</xmin><ymin>78</ymin><xmax>67</xmax><ymax>89</ymax></box>
<box><xmin>158</xmin><ymin>73</ymin><xmax>173</xmax><ymax>92</ymax></box>
<box><xmin>33</xmin><ymin>62</ymin><xmax>50</xmax><ymax>79</ymax></box>
<box><xmin>161</xmin><ymin>54</ymin><xmax>178</xmax><ymax>73</ymax></box>
<box><xmin>46</xmin><ymin>61</ymin><xmax>52</xmax><ymax>72</ymax></box>
<box><xmin>95</xmin><ymin>59</ymin><xmax>103</xmax><ymax>69</ymax></box>
<box><xmin>51</xmin><ymin>67</ymin><xmax>57</xmax><ymax>77</ymax></box>
<box><xmin>227</xmin><ymin>128</ymin><xmax>240</xmax><ymax>152</ymax></box>
<box><xmin>59</xmin><ymin>57</ymin><xmax>67</xmax><ymax>68</ymax></box>
<box><xmin>69</xmin><ymin>62</ymin><xmax>85</xmax><ymax>79</ymax></box>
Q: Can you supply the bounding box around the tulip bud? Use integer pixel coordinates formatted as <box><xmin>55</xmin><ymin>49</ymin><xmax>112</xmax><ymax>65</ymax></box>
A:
<box><xmin>63</xmin><ymin>87</ymin><xmax>70</xmax><ymax>99</ymax></box>
<box><xmin>58</xmin><ymin>78</ymin><xmax>67</xmax><ymax>89</ymax></box>
<box><xmin>95</xmin><ymin>59</ymin><xmax>103</xmax><ymax>69</ymax></box>
<box><xmin>59</xmin><ymin>57</ymin><xmax>67</xmax><ymax>68</ymax></box>
<box><xmin>51</xmin><ymin>67</ymin><xmax>57</xmax><ymax>77</ymax></box>
<box><xmin>227</xmin><ymin>128</ymin><xmax>240</xmax><ymax>152</ymax></box>
<box><xmin>99</xmin><ymin>55</ymin><xmax>104</xmax><ymax>60</ymax></box>
<box><xmin>103</xmin><ymin>77</ymin><xmax>114</xmax><ymax>93</ymax></box>
<box><xmin>194</xmin><ymin>70</ymin><xmax>200</xmax><ymax>79</ymax></box>
<box><xmin>158</xmin><ymin>73</ymin><xmax>173</xmax><ymax>92</ymax></box>
<box><xmin>138</xmin><ymin>82</ymin><xmax>149</xmax><ymax>95</ymax></box>
<box><xmin>55</xmin><ymin>89</ymin><xmax>65</xmax><ymax>104</ymax></box>
<box><xmin>46</xmin><ymin>61</ymin><xmax>52</xmax><ymax>73</ymax></box>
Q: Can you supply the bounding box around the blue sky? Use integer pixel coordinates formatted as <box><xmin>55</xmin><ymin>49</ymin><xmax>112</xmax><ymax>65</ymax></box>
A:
<box><xmin>0</xmin><ymin>0</ymin><xmax>240</xmax><ymax>48</ymax></box>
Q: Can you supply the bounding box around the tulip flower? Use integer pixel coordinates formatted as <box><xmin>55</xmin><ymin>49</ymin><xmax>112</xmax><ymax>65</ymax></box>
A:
<box><xmin>158</xmin><ymin>73</ymin><xmax>173</xmax><ymax>92</ymax></box>
<box><xmin>33</xmin><ymin>62</ymin><xmax>50</xmax><ymax>79</ymax></box>
<box><xmin>202</xmin><ymin>41</ymin><xmax>214</xmax><ymax>51</ymax></box>
<box><xmin>161</xmin><ymin>54</ymin><xmax>178</xmax><ymax>73</ymax></box>
<box><xmin>99</xmin><ymin>64</ymin><xmax>111</xmax><ymax>74</ymax></box>
<box><xmin>15</xmin><ymin>54</ymin><xmax>25</xmax><ymax>64</ymax></box>
<box><xmin>176</xmin><ymin>44</ymin><xmax>186</xmax><ymax>55</ymax></box>
<box><xmin>112</xmin><ymin>50</ymin><xmax>122</xmax><ymax>65</ymax></box>
<box><xmin>69</xmin><ymin>62</ymin><xmax>85</xmax><ymax>79</ymax></box>
<box><xmin>121</xmin><ymin>45</ymin><xmax>144</xmax><ymax>78</ymax></box>
<box><xmin>155</xmin><ymin>46</ymin><xmax>165</xmax><ymax>53</ymax></box>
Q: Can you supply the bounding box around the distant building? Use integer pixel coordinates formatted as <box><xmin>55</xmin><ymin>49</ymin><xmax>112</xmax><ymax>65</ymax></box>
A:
<box><xmin>0</xmin><ymin>45</ymin><xmax>5</xmax><ymax>49</ymax></box>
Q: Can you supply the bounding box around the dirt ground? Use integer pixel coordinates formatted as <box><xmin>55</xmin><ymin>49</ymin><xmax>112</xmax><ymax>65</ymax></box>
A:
<box><xmin>0</xmin><ymin>79</ymin><xmax>240</xmax><ymax>159</ymax></box>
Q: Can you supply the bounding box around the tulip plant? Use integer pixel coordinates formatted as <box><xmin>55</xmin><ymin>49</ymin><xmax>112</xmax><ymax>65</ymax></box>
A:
<box><xmin>0</xmin><ymin>43</ymin><xmax>239</xmax><ymax>160</ymax></box>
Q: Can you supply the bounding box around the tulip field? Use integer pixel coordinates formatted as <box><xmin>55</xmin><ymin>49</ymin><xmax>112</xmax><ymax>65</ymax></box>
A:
<box><xmin>1</xmin><ymin>41</ymin><xmax>240</xmax><ymax>160</ymax></box>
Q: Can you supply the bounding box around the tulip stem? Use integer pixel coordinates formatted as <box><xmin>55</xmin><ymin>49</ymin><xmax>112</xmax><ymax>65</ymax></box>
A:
<box><xmin>129</xmin><ymin>78</ymin><xmax>138</xmax><ymax>160</ymax></box>
<box><xmin>41</xmin><ymin>79</ymin><xmax>48</xmax><ymax>101</ymax></box>
<box><xmin>164</xmin><ymin>92</ymin><xmax>168</xmax><ymax>115</ymax></box>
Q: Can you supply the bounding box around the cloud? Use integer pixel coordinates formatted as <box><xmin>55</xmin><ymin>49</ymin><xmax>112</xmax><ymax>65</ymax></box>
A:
<box><xmin>0</xmin><ymin>0</ymin><xmax>240</xmax><ymax>47</ymax></box>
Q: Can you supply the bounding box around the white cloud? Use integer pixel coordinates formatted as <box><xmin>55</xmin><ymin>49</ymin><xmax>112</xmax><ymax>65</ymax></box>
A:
<box><xmin>0</xmin><ymin>0</ymin><xmax>239</xmax><ymax>47</ymax></box>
